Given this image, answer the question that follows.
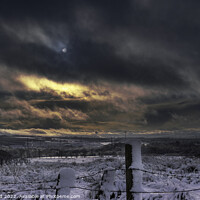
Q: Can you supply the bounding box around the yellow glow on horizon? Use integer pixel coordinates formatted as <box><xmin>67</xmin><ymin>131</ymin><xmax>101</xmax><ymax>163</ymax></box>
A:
<box><xmin>18</xmin><ymin>75</ymin><xmax>90</xmax><ymax>98</ymax></box>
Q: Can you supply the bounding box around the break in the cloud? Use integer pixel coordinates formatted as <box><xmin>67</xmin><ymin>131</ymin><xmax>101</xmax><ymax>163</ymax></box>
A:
<box><xmin>0</xmin><ymin>0</ymin><xmax>200</xmax><ymax>136</ymax></box>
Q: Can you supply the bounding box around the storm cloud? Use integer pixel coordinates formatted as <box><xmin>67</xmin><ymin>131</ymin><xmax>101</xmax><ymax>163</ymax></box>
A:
<box><xmin>1</xmin><ymin>0</ymin><xmax>200</xmax><ymax>134</ymax></box>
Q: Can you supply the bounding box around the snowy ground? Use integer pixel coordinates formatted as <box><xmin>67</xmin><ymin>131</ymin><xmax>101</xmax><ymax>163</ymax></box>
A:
<box><xmin>0</xmin><ymin>156</ymin><xmax>200</xmax><ymax>199</ymax></box>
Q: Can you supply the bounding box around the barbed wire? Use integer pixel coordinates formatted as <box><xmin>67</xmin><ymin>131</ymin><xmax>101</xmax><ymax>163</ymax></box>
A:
<box><xmin>0</xmin><ymin>187</ymin><xmax>55</xmax><ymax>194</ymax></box>
<box><xmin>1</xmin><ymin>183</ymin><xmax>200</xmax><ymax>195</ymax></box>
<box><xmin>97</xmin><ymin>166</ymin><xmax>200</xmax><ymax>178</ymax></box>
<box><xmin>76</xmin><ymin>166</ymin><xmax>124</xmax><ymax>179</ymax></box>
<box><xmin>0</xmin><ymin>179</ymin><xmax>57</xmax><ymax>186</ymax></box>
<box><xmin>0</xmin><ymin>167</ymin><xmax>199</xmax><ymax>186</ymax></box>
<box><xmin>0</xmin><ymin>166</ymin><xmax>200</xmax><ymax>196</ymax></box>
<box><xmin>77</xmin><ymin>171</ymin><xmax>102</xmax><ymax>179</ymax></box>
<box><xmin>0</xmin><ymin>171</ymin><xmax>102</xmax><ymax>185</ymax></box>
<box><xmin>129</xmin><ymin>167</ymin><xmax>200</xmax><ymax>178</ymax></box>
<box><xmin>78</xmin><ymin>166</ymin><xmax>200</xmax><ymax>179</ymax></box>
<box><xmin>70</xmin><ymin>186</ymin><xmax>200</xmax><ymax>194</ymax></box>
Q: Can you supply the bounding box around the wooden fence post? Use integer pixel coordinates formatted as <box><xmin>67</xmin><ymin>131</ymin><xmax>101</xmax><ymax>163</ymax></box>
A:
<box><xmin>125</xmin><ymin>143</ymin><xmax>133</xmax><ymax>200</ymax></box>
<box><xmin>95</xmin><ymin>168</ymin><xmax>115</xmax><ymax>200</ymax></box>
<box><xmin>125</xmin><ymin>140</ymin><xmax>143</xmax><ymax>200</ymax></box>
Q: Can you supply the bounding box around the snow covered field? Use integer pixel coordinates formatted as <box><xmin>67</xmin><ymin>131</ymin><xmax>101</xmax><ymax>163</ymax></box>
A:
<box><xmin>0</xmin><ymin>156</ymin><xmax>200</xmax><ymax>199</ymax></box>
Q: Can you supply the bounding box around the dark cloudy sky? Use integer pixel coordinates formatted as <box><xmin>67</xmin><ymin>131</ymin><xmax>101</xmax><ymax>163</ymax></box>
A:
<box><xmin>1</xmin><ymin>0</ymin><xmax>200</xmax><ymax>136</ymax></box>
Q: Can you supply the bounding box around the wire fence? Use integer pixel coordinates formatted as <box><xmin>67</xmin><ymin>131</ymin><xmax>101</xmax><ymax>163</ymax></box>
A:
<box><xmin>0</xmin><ymin>166</ymin><xmax>200</xmax><ymax>197</ymax></box>
<box><xmin>0</xmin><ymin>179</ymin><xmax>57</xmax><ymax>185</ymax></box>
<box><xmin>0</xmin><ymin>166</ymin><xmax>198</xmax><ymax>186</ymax></box>
<box><xmin>1</xmin><ymin>184</ymin><xmax>200</xmax><ymax>195</ymax></box>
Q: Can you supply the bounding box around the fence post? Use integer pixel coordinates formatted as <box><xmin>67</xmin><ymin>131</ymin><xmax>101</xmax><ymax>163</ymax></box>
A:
<box><xmin>55</xmin><ymin>168</ymin><xmax>75</xmax><ymax>200</ymax></box>
<box><xmin>125</xmin><ymin>143</ymin><xmax>133</xmax><ymax>200</ymax></box>
<box><xmin>95</xmin><ymin>168</ymin><xmax>115</xmax><ymax>200</ymax></box>
<box><xmin>125</xmin><ymin>140</ymin><xmax>143</xmax><ymax>200</ymax></box>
